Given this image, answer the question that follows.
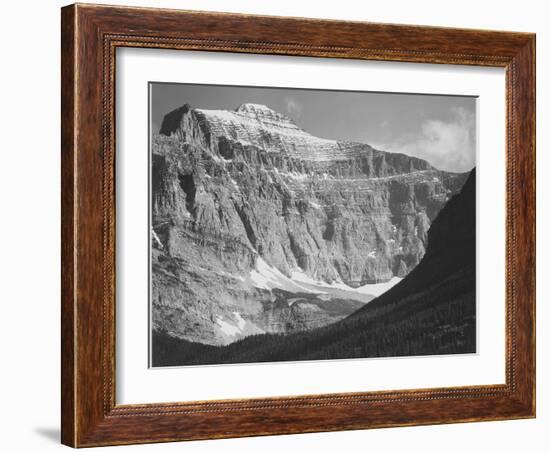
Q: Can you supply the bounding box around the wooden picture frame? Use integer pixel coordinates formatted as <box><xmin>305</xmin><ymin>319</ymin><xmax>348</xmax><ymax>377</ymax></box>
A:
<box><xmin>61</xmin><ymin>3</ymin><xmax>535</xmax><ymax>447</ymax></box>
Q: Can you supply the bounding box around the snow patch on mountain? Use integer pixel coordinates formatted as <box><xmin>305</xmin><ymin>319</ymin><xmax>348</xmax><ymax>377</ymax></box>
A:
<box><xmin>234</xmin><ymin>312</ymin><xmax>246</xmax><ymax>330</ymax></box>
<box><xmin>216</xmin><ymin>316</ymin><xmax>241</xmax><ymax>337</ymax></box>
<box><xmin>193</xmin><ymin>105</ymin><xmax>368</xmax><ymax>162</ymax></box>
<box><xmin>249</xmin><ymin>257</ymin><xmax>323</xmax><ymax>294</ymax></box>
<box><xmin>291</xmin><ymin>269</ymin><xmax>402</xmax><ymax>298</ymax></box>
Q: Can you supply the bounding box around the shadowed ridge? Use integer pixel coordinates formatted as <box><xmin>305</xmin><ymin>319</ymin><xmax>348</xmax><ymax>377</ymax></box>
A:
<box><xmin>159</xmin><ymin>103</ymin><xmax>192</xmax><ymax>136</ymax></box>
<box><xmin>351</xmin><ymin>167</ymin><xmax>476</xmax><ymax>317</ymax></box>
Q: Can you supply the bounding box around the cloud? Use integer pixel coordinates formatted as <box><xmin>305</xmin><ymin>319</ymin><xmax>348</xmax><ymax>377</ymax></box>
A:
<box><xmin>378</xmin><ymin>107</ymin><xmax>476</xmax><ymax>173</ymax></box>
<box><xmin>284</xmin><ymin>96</ymin><xmax>302</xmax><ymax>119</ymax></box>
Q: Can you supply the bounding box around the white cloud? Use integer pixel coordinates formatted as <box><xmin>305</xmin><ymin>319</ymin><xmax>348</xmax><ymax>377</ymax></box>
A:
<box><xmin>377</xmin><ymin>107</ymin><xmax>475</xmax><ymax>173</ymax></box>
<box><xmin>284</xmin><ymin>96</ymin><xmax>302</xmax><ymax>120</ymax></box>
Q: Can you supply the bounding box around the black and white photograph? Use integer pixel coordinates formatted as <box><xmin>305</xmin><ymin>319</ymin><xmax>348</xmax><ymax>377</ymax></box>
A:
<box><xmin>1</xmin><ymin>0</ymin><xmax>543</xmax><ymax>450</ymax></box>
<box><xmin>149</xmin><ymin>82</ymin><xmax>477</xmax><ymax>367</ymax></box>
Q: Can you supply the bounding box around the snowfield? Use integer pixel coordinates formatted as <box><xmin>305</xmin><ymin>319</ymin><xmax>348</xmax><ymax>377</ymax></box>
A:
<box><xmin>248</xmin><ymin>257</ymin><xmax>402</xmax><ymax>300</ymax></box>
<box><xmin>291</xmin><ymin>268</ymin><xmax>402</xmax><ymax>298</ymax></box>
<box><xmin>216</xmin><ymin>316</ymin><xmax>241</xmax><ymax>337</ymax></box>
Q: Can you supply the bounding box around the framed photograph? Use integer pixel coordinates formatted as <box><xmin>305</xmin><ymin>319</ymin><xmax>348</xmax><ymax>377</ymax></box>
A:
<box><xmin>61</xmin><ymin>3</ymin><xmax>536</xmax><ymax>447</ymax></box>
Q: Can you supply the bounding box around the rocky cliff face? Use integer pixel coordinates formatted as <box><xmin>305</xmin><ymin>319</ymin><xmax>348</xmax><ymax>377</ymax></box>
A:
<box><xmin>152</xmin><ymin>170</ymin><xmax>477</xmax><ymax>366</ymax></box>
<box><xmin>151</xmin><ymin>103</ymin><xmax>469</xmax><ymax>346</ymax></box>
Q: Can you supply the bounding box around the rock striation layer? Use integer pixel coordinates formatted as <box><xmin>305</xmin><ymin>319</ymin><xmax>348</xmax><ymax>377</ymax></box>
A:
<box><xmin>151</xmin><ymin>103</ymin><xmax>469</xmax><ymax>346</ymax></box>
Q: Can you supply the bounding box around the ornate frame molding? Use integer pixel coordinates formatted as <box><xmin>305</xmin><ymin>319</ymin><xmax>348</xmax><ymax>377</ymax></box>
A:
<box><xmin>61</xmin><ymin>4</ymin><xmax>535</xmax><ymax>447</ymax></box>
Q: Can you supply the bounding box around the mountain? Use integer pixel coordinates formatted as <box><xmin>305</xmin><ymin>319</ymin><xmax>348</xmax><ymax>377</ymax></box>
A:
<box><xmin>151</xmin><ymin>103</ymin><xmax>469</xmax><ymax>347</ymax></box>
<box><xmin>152</xmin><ymin>169</ymin><xmax>476</xmax><ymax>366</ymax></box>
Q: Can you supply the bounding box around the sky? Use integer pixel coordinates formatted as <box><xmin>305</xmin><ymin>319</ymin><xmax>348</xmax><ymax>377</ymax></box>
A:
<box><xmin>150</xmin><ymin>82</ymin><xmax>476</xmax><ymax>173</ymax></box>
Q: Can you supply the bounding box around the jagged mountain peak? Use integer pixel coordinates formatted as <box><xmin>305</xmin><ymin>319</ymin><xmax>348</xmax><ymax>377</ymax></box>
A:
<box><xmin>193</xmin><ymin>102</ymin><xmax>303</xmax><ymax>136</ymax></box>
<box><xmin>194</xmin><ymin>104</ymin><xmax>300</xmax><ymax>130</ymax></box>
<box><xmin>159</xmin><ymin>103</ymin><xmax>439</xmax><ymax>169</ymax></box>
<box><xmin>159</xmin><ymin>103</ymin><xmax>192</xmax><ymax>136</ymax></box>
<box><xmin>235</xmin><ymin>103</ymin><xmax>296</xmax><ymax>124</ymax></box>
<box><xmin>153</xmin><ymin>99</ymin><xmax>468</xmax><ymax>287</ymax></box>
<box><xmin>236</xmin><ymin>102</ymin><xmax>285</xmax><ymax>115</ymax></box>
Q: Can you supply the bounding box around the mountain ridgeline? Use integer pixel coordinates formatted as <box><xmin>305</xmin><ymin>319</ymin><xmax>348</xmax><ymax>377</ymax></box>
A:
<box><xmin>151</xmin><ymin>102</ymin><xmax>470</xmax><ymax>350</ymax></box>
